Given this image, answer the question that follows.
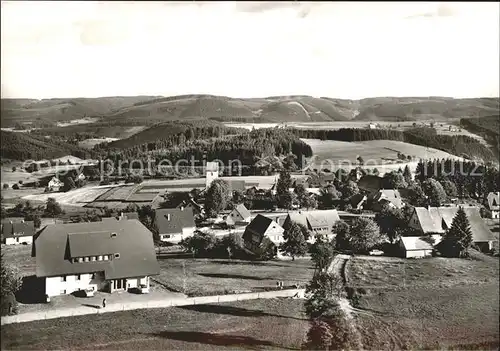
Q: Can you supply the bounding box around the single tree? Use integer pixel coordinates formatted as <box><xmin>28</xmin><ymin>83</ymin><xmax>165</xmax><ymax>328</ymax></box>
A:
<box><xmin>205</xmin><ymin>179</ymin><xmax>232</xmax><ymax>217</ymax></box>
<box><xmin>347</xmin><ymin>217</ymin><xmax>385</xmax><ymax>253</ymax></box>
<box><xmin>438</xmin><ymin>207</ymin><xmax>473</xmax><ymax>258</ymax></box>
<box><xmin>1</xmin><ymin>253</ymin><xmax>22</xmax><ymax>316</ymax></box>
<box><xmin>332</xmin><ymin>220</ymin><xmax>350</xmax><ymax>251</ymax></box>
<box><xmin>439</xmin><ymin>178</ymin><xmax>458</xmax><ymax>198</ymax></box>
<box><xmin>382</xmin><ymin>171</ymin><xmax>407</xmax><ymax>189</ymax></box>
<box><xmin>407</xmin><ymin>183</ymin><xmax>427</xmax><ymax>206</ymax></box>
<box><xmin>309</xmin><ymin>235</ymin><xmax>336</xmax><ymax>273</ymax></box>
<box><xmin>277</xmin><ymin>170</ymin><xmax>293</xmax><ymax>209</ymax></box>
<box><xmin>45</xmin><ymin>197</ymin><xmax>63</xmax><ymax>217</ymax></box>
<box><xmin>422</xmin><ymin>178</ymin><xmax>447</xmax><ymax>206</ymax></box>
<box><xmin>403</xmin><ymin>165</ymin><xmax>412</xmax><ymax>184</ymax></box>
<box><xmin>374</xmin><ymin>204</ymin><xmax>405</xmax><ymax>243</ymax></box>
<box><xmin>280</xmin><ymin>222</ymin><xmax>309</xmax><ymax>260</ymax></box>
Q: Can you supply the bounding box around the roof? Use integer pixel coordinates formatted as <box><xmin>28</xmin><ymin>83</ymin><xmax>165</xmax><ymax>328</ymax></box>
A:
<box><xmin>1</xmin><ymin>221</ymin><xmax>35</xmax><ymax>238</ymax></box>
<box><xmin>487</xmin><ymin>192</ymin><xmax>500</xmax><ymax>211</ymax></box>
<box><xmin>242</xmin><ymin>214</ymin><xmax>279</xmax><ymax>243</ymax></box>
<box><xmin>32</xmin><ymin>219</ymin><xmax>159</xmax><ymax>279</ymax></box>
<box><xmin>121</xmin><ymin>212</ymin><xmax>139</xmax><ymax>220</ymax></box>
<box><xmin>350</xmin><ymin>194</ymin><xmax>367</xmax><ymax>207</ymax></box>
<box><xmin>154</xmin><ymin>207</ymin><xmax>196</xmax><ymax>235</ymax></box>
<box><xmin>285</xmin><ymin>210</ymin><xmax>341</xmax><ymax>230</ymax></box>
<box><xmin>232</xmin><ymin>204</ymin><xmax>251</xmax><ymax>220</ymax></box>
<box><xmin>358</xmin><ymin>175</ymin><xmax>383</xmax><ymax>192</ymax></box>
<box><xmin>373</xmin><ymin>190</ymin><xmax>404</xmax><ymax>208</ymax></box>
<box><xmin>400</xmin><ymin>236</ymin><xmax>434</xmax><ymax>251</ymax></box>
<box><xmin>413</xmin><ymin>206</ymin><xmax>495</xmax><ymax>242</ymax></box>
<box><xmin>228</xmin><ymin>180</ymin><xmax>246</xmax><ymax>192</ymax></box>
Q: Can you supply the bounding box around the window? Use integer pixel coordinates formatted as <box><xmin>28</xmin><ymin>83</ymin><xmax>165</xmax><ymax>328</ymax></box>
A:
<box><xmin>111</xmin><ymin>232</ymin><xmax>117</xmax><ymax>238</ymax></box>
<box><xmin>60</xmin><ymin>276</ymin><xmax>66</xmax><ymax>282</ymax></box>
<box><xmin>91</xmin><ymin>256</ymin><xmax>96</xmax><ymax>262</ymax></box>
<box><xmin>73</xmin><ymin>258</ymin><xmax>78</xmax><ymax>263</ymax></box>
<box><xmin>76</xmin><ymin>274</ymin><xmax>81</xmax><ymax>281</ymax></box>
<box><xmin>98</xmin><ymin>255</ymin><xmax>103</xmax><ymax>261</ymax></box>
<box><xmin>16</xmin><ymin>237</ymin><xmax>19</xmax><ymax>243</ymax></box>
<box><xmin>104</xmin><ymin>255</ymin><xmax>109</xmax><ymax>261</ymax></box>
<box><xmin>78</xmin><ymin>257</ymin><xmax>83</xmax><ymax>263</ymax></box>
<box><xmin>60</xmin><ymin>289</ymin><xmax>66</xmax><ymax>295</ymax></box>
<box><xmin>84</xmin><ymin>257</ymin><xmax>90</xmax><ymax>262</ymax></box>
<box><xmin>114</xmin><ymin>253</ymin><xmax>120</xmax><ymax>259</ymax></box>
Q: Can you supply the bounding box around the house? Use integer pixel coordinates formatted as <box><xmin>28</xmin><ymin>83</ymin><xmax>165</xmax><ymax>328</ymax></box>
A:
<box><xmin>243</xmin><ymin>214</ymin><xmax>285</xmax><ymax>255</ymax></box>
<box><xmin>154</xmin><ymin>207</ymin><xmax>196</xmax><ymax>243</ymax></box>
<box><xmin>486</xmin><ymin>192</ymin><xmax>500</xmax><ymax>219</ymax></box>
<box><xmin>370</xmin><ymin>189</ymin><xmax>404</xmax><ymax>211</ymax></box>
<box><xmin>1</xmin><ymin>220</ymin><xmax>35</xmax><ymax>245</ymax></box>
<box><xmin>176</xmin><ymin>199</ymin><xmax>204</xmax><ymax>216</ymax></box>
<box><xmin>409</xmin><ymin>206</ymin><xmax>496</xmax><ymax>252</ymax></box>
<box><xmin>368</xmin><ymin>123</ymin><xmax>377</xmax><ymax>129</ymax></box>
<box><xmin>31</xmin><ymin>219</ymin><xmax>159</xmax><ymax>297</ymax></box>
<box><xmin>283</xmin><ymin>209</ymin><xmax>341</xmax><ymax>242</ymax></box>
<box><xmin>399</xmin><ymin>236</ymin><xmax>434</xmax><ymax>258</ymax></box>
<box><xmin>47</xmin><ymin>177</ymin><xmax>64</xmax><ymax>192</ymax></box>
<box><xmin>225</xmin><ymin>204</ymin><xmax>252</xmax><ymax>226</ymax></box>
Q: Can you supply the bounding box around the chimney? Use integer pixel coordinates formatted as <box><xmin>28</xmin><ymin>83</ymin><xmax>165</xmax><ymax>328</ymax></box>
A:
<box><xmin>180</xmin><ymin>206</ymin><xmax>184</xmax><ymax>211</ymax></box>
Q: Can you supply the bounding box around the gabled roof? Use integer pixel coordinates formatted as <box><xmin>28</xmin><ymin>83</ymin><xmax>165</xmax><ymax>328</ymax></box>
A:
<box><xmin>487</xmin><ymin>192</ymin><xmax>500</xmax><ymax>211</ymax></box>
<box><xmin>285</xmin><ymin>210</ymin><xmax>340</xmax><ymax>230</ymax></box>
<box><xmin>32</xmin><ymin>219</ymin><xmax>159</xmax><ymax>279</ymax></box>
<box><xmin>243</xmin><ymin>214</ymin><xmax>281</xmax><ymax>244</ymax></box>
<box><xmin>1</xmin><ymin>221</ymin><xmax>35</xmax><ymax>238</ymax></box>
<box><xmin>401</xmin><ymin>236</ymin><xmax>434</xmax><ymax>251</ymax></box>
<box><xmin>231</xmin><ymin>204</ymin><xmax>251</xmax><ymax>220</ymax></box>
<box><xmin>413</xmin><ymin>206</ymin><xmax>496</xmax><ymax>242</ymax></box>
<box><xmin>154</xmin><ymin>207</ymin><xmax>196</xmax><ymax>235</ymax></box>
<box><xmin>373</xmin><ymin>189</ymin><xmax>404</xmax><ymax>208</ymax></box>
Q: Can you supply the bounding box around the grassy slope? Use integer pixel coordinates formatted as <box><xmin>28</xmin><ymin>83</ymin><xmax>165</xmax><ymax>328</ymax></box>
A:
<box><xmin>3</xmin><ymin>95</ymin><xmax>498</xmax><ymax>126</ymax></box>
<box><xmin>1</xmin><ymin>299</ymin><xmax>309</xmax><ymax>350</ymax></box>
<box><xmin>346</xmin><ymin>253</ymin><xmax>499</xmax><ymax>350</ymax></box>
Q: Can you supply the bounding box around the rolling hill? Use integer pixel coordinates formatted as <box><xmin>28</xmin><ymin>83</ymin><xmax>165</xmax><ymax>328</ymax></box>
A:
<box><xmin>1</xmin><ymin>95</ymin><xmax>498</xmax><ymax>127</ymax></box>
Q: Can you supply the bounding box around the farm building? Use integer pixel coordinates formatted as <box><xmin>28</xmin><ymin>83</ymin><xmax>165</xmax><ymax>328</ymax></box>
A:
<box><xmin>47</xmin><ymin>177</ymin><xmax>64</xmax><ymax>192</ymax></box>
<box><xmin>369</xmin><ymin>189</ymin><xmax>404</xmax><ymax>211</ymax></box>
<box><xmin>225</xmin><ymin>204</ymin><xmax>252</xmax><ymax>226</ymax></box>
<box><xmin>243</xmin><ymin>214</ymin><xmax>285</xmax><ymax>255</ymax></box>
<box><xmin>154</xmin><ymin>207</ymin><xmax>196</xmax><ymax>243</ymax></box>
<box><xmin>399</xmin><ymin>236</ymin><xmax>435</xmax><ymax>258</ymax></box>
<box><xmin>32</xmin><ymin>219</ymin><xmax>159</xmax><ymax>297</ymax></box>
<box><xmin>409</xmin><ymin>206</ymin><xmax>496</xmax><ymax>252</ymax></box>
<box><xmin>486</xmin><ymin>192</ymin><xmax>499</xmax><ymax>219</ymax></box>
<box><xmin>283</xmin><ymin>209</ymin><xmax>340</xmax><ymax>241</ymax></box>
<box><xmin>1</xmin><ymin>220</ymin><xmax>35</xmax><ymax>245</ymax></box>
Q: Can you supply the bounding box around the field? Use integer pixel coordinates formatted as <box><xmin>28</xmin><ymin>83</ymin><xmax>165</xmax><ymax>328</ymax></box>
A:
<box><xmin>346</xmin><ymin>253</ymin><xmax>499</xmax><ymax>349</ymax></box>
<box><xmin>154</xmin><ymin>257</ymin><xmax>314</xmax><ymax>296</ymax></box>
<box><xmin>1</xmin><ymin>298</ymin><xmax>308</xmax><ymax>350</ymax></box>
<box><xmin>22</xmin><ymin>185</ymin><xmax>117</xmax><ymax>207</ymax></box>
<box><xmin>0</xmin><ymin>168</ymin><xmax>45</xmax><ymax>187</ymax></box>
<box><xmin>301</xmin><ymin>138</ymin><xmax>463</xmax><ymax>174</ymax></box>
<box><xmin>78</xmin><ymin>137</ymin><xmax>119</xmax><ymax>149</ymax></box>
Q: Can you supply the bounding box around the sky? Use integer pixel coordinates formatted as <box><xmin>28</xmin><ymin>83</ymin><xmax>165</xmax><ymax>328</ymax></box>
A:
<box><xmin>1</xmin><ymin>1</ymin><xmax>499</xmax><ymax>99</ymax></box>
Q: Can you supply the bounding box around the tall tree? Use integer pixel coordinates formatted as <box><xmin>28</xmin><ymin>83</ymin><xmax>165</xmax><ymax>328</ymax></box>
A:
<box><xmin>382</xmin><ymin>171</ymin><xmax>407</xmax><ymax>189</ymax></box>
<box><xmin>422</xmin><ymin>178</ymin><xmax>447</xmax><ymax>206</ymax></box>
<box><xmin>340</xmin><ymin>180</ymin><xmax>359</xmax><ymax>200</ymax></box>
<box><xmin>348</xmin><ymin>217</ymin><xmax>385</xmax><ymax>253</ymax></box>
<box><xmin>374</xmin><ymin>204</ymin><xmax>405</xmax><ymax>243</ymax></box>
<box><xmin>277</xmin><ymin>170</ymin><xmax>293</xmax><ymax>209</ymax></box>
<box><xmin>280</xmin><ymin>222</ymin><xmax>309</xmax><ymax>260</ymax></box>
<box><xmin>403</xmin><ymin>165</ymin><xmax>413</xmax><ymax>184</ymax></box>
<box><xmin>1</xmin><ymin>253</ymin><xmax>22</xmax><ymax>316</ymax></box>
<box><xmin>438</xmin><ymin>207</ymin><xmax>473</xmax><ymax>258</ymax></box>
<box><xmin>332</xmin><ymin>220</ymin><xmax>350</xmax><ymax>251</ymax></box>
<box><xmin>44</xmin><ymin>197</ymin><xmax>63</xmax><ymax>217</ymax></box>
<box><xmin>407</xmin><ymin>183</ymin><xmax>427</xmax><ymax>206</ymax></box>
<box><xmin>205</xmin><ymin>179</ymin><xmax>232</xmax><ymax>217</ymax></box>
<box><xmin>309</xmin><ymin>234</ymin><xmax>336</xmax><ymax>273</ymax></box>
<box><xmin>295</xmin><ymin>184</ymin><xmax>317</xmax><ymax>209</ymax></box>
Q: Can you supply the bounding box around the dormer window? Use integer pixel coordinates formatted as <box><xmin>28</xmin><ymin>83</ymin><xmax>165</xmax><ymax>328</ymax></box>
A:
<box><xmin>111</xmin><ymin>232</ymin><xmax>117</xmax><ymax>238</ymax></box>
<box><xmin>114</xmin><ymin>253</ymin><xmax>120</xmax><ymax>259</ymax></box>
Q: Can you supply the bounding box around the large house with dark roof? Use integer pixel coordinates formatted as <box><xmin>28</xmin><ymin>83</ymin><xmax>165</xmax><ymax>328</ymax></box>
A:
<box><xmin>32</xmin><ymin>219</ymin><xmax>159</xmax><ymax>297</ymax></box>
<box><xmin>154</xmin><ymin>207</ymin><xmax>196</xmax><ymax>243</ymax></box>
<box><xmin>409</xmin><ymin>206</ymin><xmax>496</xmax><ymax>252</ymax></box>
<box><xmin>1</xmin><ymin>220</ymin><xmax>35</xmax><ymax>245</ymax></box>
<box><xmin>243</xmin><ymin>214</ymin><xmax>285</xmax><ymax>255</ymax></box>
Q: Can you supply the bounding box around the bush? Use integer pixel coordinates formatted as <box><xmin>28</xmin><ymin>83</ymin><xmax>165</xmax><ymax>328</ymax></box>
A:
<box><xmin>12</xmin><ymin>184</ymin><xmax>19</xmax><ymax>190</ymax></box>
<box><xmin>2</xmin><ymin>184</ymin><xmax>8</xmax><ymax>189</ymax></box>
<box><xmin>18</xmin><ymin>180</ymin><xmax>23</xmax><ymax>185</ymax></box>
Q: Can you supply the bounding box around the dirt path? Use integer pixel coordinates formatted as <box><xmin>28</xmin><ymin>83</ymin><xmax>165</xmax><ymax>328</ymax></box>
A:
<box><xmin>327</xmin><ymin>254</ymin><xmax>364</xmax><ymax>349</ymax></box>
<box><xmin>1</xmin><ymin>288</ymin><xmax>305</xmax><ymax>326</ymax></box>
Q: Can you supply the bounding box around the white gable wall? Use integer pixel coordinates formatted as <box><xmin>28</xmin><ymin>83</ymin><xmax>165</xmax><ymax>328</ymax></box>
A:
<box><xmin>4</xmin><ymin>236</ymin><xmax>33</xmax><ymax>245</ymax></box>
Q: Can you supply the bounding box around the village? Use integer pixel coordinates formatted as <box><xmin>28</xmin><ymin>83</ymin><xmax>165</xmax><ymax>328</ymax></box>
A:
<box><xmin>1</xmin><ymin>158</ymin><xmax>499</xmax><ymax>325</ymax></box>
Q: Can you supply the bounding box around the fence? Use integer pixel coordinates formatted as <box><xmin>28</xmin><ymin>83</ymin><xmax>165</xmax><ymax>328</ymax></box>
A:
<box><xmin>1</xmin><ymin>288</ymin><xmax>305</xmax><ymax>325</ymax></box>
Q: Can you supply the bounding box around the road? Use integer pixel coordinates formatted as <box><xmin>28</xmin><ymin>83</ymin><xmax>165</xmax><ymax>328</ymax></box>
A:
<box><xmin>1</xmin><ymin>288</ymin><xmax>305</xmax><ymax>326</ymax></box>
